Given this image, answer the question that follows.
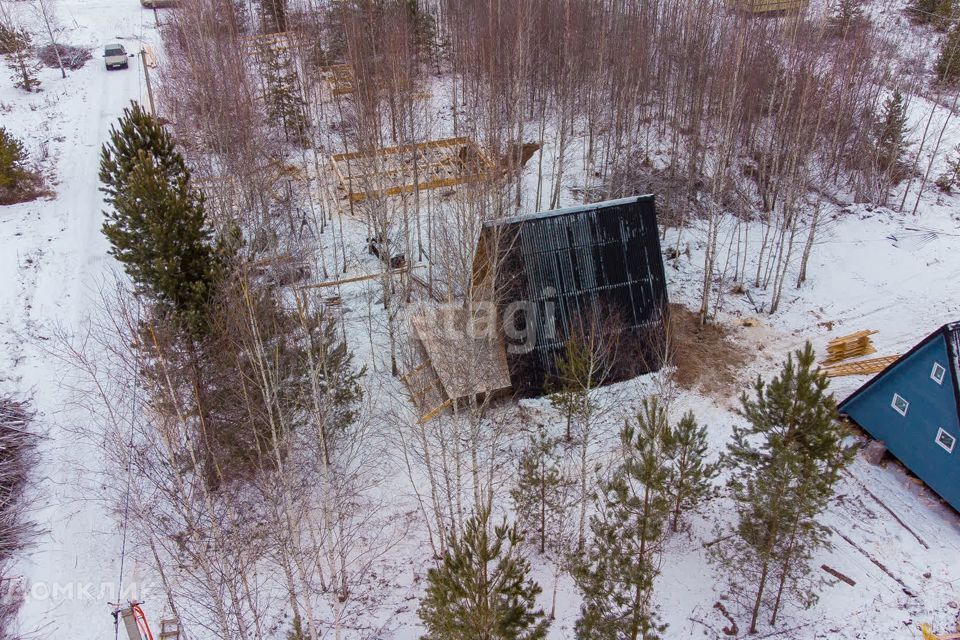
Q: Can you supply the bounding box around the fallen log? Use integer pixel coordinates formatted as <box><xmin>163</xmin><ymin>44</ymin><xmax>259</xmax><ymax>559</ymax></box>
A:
<box><xmin>821</xmin><ymin>564</ymin><xmax>856</xmax><ymax>586</ymax></box>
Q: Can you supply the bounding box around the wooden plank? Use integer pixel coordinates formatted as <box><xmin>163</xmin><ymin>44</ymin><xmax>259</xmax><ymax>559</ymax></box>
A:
<box><xmin>143</xmin><ymin>45</ymin><xmax>158</xmax><ymax>68</ymax></box>
<box><xmin>820</xmin><ymin>564</ymin><xmax>856</xmax><ymax>586</ymax></box>
<box><xmin>823</xmin><ymin>355</ymin><xmax>901</xmax><ymax>378</ymax></box>
<box><xmin>296</xmin><ymin>265</ymin><xmax>417</xmax><ymax>289</ymax></box>
<box><xmin>418</xmin><ymin>399</ymin><xmax>452</xmax><ymax>424</ymax></box>
<box><xmin>821</xmin><ymin>330</ymin><xmax>879</xmax><ymax>365</ymax></box>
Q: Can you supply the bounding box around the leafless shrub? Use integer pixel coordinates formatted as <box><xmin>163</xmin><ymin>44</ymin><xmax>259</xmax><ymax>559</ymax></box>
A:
<box><xmin>36</xmin><ymin>43</ymin><xmax>89</xmax><ymax>70</ymax></box>
<box><xmin>0</xmin><ymin>396</ymin><xmax>41</xmax><ymax>640</ymax></box>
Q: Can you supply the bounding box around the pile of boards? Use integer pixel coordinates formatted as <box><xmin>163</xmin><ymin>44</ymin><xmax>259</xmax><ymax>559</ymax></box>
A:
<box><xmin>820</xmin><ymin>330</ymin><xmax>901</xmax><ymax>378</ymax></box>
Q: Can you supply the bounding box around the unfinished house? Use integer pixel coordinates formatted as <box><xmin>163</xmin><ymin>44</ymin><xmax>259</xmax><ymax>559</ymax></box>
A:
<box><xmin>405</xmin><ymin>195</ymin><xmax>670</xmax><ymax>420</ymax></box>
<box><xmin>330</xmin><ymin>137</ymin><xmax>494</xmax><ymax>203</ymax></box>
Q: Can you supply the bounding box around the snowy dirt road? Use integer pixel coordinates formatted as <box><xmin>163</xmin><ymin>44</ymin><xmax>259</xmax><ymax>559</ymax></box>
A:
<box><xmin>0</xmin><ymin>1</ymin><xmax>159</xmax><ymax>636</ymax></box>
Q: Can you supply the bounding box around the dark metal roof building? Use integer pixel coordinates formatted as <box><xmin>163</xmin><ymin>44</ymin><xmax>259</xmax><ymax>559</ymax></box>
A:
<box><xmin>475</xmin><ymin>195</ymin><xmax>669</xmax><ymax>395</ymax></box>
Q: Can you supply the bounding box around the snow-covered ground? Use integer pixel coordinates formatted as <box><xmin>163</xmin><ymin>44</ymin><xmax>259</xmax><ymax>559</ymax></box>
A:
<box><xmin>0</xmin><ymin>1</ymin><xmax>159</xmax><ymax>636</ymax></box>
<box><xmin>2</xmin><ymin>0</ymin><xmax>960</xmax><ymax>639</ymax></box>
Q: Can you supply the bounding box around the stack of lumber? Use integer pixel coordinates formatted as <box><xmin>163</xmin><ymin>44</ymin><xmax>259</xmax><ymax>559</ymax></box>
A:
<box><xmin>821</xmin><ymin>330</ymin><xmax>878</xmax><ymax>365</ymax></box>
<box><xmin>823</xmin><ymin>354</ymin><xmax>901</xmax><ymax>378</ymax></box>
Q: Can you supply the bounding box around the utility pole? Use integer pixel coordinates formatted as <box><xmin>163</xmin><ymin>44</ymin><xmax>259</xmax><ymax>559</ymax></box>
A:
<box><xmin>141</xmin><ymin>47</ymin><xmax>156</xmax><ymax>115</ymax></box>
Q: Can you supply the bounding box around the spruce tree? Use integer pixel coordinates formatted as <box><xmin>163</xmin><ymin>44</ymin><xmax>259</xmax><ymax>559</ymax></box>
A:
<box><xmin>572</xmin><ymin>399</ymin><xmax>671</xmax><ymax>640</ymax></box>
<box><xmin>260</xmin><ymin>50</ymin><xmax>309</xmax><ymax>146</ymax></box>
<box><xmin>100</xmin><ymin>102</ymin><xmax>221</xmax><ymax>333</ymax></box>
<box><xmin>712</xmin><ymin>343</ymin><xmax>853</xmax><ymax>634</ymax></box>
<box><xmin>828</xmin><ymin>0</ymin><xmax>864</xmax><ymax>35</ymax></box>
<box><xmin>418</xmin><ymin>507</ymin><xmax>549</xmax><ymax>640</ymax></box>
<box><xmin>663</xmin><ymin>411</ymin><xmax>718</xmax><ymax>533</ymax></box>
<box><xmin>937</xmin><ymin>20</ymin><xmax>960</xmax><ymax>83</ymax></box>
<box><xmin>510</xmin><ymin>426</ymin><xmax>573</xmax><ymax>556</ymax></box>
<box><xmin>874</xmin><ymin>90</ymin><xmax>908</xmax><ymax>182</ymax></box>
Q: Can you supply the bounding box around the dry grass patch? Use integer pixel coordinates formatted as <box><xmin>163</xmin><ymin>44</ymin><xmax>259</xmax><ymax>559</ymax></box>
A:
<box><xmin>667</xmin><ymin>303</ymin><xmax>752</xmax><ymax>395</ymax></box>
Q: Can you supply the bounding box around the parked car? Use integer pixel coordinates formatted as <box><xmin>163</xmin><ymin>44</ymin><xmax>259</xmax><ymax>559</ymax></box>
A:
<box><xmin>103</xmin><ymin>44</ymin><xmax>129</xmax><ymax>70</ymax></box>
<box><xmin>140</xmin><ymin>0</ymin><xmax>179</xmax><ymax>7</ymax></box>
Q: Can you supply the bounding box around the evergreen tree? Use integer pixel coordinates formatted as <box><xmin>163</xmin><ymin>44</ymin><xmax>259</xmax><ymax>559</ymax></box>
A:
<box><xmin>572</xmin><ymin>399</ymin><xmax>671</xmax><ymax>640</ymax></box>
<box><xmin>663</xmin><ymin>411</ymin><xmax>718</xmax><ymax>533</ymax></box>
<box><xmin>257</xmin><ymin>0</ymin><xmax>287</xmax><ymax>33</ymax></box>
<box><xmin>260</xmin><ymin>49</ymin><xmax>310</xmax><ymax>146</ymax></box>
<box><xmin>510</xmin><ymin>426</ymin><xmax>573</xmax><ymax>556</ymax></box>
<box><xmin>1</xmin><ymin>25</ymin><xmax>39</xmax><ymax>92</ymax></box>
<box><xmin>301</xmin><ymin>308</ymin><xmax>365</xmax><ymax>465</ymax></box>
<box><xmin>828</xmin><ymin>0</ymin><xmax>865</xmax><ymax>35</ymax></box>
<box><xmin>712</xmin><ymin>343</ymin><xmax>853</xmax><ymax>634</ymax></box>
<box><xmin>418</xmin><ymin>506</ymin><xmax>549</xmax><ymax>640</ymax></box>
<box><xmin>0</xmin><ymin>127</ymin><xmax>28</xmax><ymax>192</ymax></box>
<box><xmin>874</xmin><ymin>90</ymin><xmax>908</xmax><ymax>182</ymax></box>
<box><xmin>935</xmin><ymin>146</ymin><xmax>960</xmax><ymax>192</ymax></box>
<box><xmin>547</xmin><ymin>335</ymin><xmax>603</xmax><ymax>442</ymax></box>
<box><xmin>937</xmin><ymin>20</ymin><xmax>960</xmax><ymax>83</ymax></box>
<box><xmin>99</xmin><ymin>102</ymin><xmax>221</xmax><ymax>333</ymax></box>
<box><xmin>907</xmin><ymin>0</ymin><xmax>955</xmax><ymax>29</ymax></box>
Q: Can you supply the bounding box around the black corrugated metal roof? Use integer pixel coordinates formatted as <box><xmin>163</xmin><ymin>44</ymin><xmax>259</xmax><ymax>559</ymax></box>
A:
<box><xmin>485</xmin><ymin>195</ymin><xmax>655</xmax><ymax>227</ymax></box>
<box><xmin>480</xmin><ymin>195</ymin><xmax>668</xmax><ymax>395</ymax></box>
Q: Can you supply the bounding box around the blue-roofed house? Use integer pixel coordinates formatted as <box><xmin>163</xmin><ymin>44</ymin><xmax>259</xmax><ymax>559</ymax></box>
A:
<box><xmin>838</xmin><ymin>323</ymin><xmax>960</xmax><ymax>512</ymax></box>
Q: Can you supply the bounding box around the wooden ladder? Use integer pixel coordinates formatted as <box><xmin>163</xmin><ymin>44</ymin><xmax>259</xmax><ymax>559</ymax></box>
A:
<box><xmin>159</xmin><ymin>618</ymin><xmax>181</xmax><ymax>640</ymax></box>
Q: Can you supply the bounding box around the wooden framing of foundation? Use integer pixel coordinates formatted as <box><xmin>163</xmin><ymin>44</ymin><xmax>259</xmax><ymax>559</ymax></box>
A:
<box><xmin>241</xmin><ymin>31</ymin><xmax>294</xmax><ymax>53</ymax></box>
<box><xmin>329</xmin><ymin>137</ymin><xmax>494</xmax><ymax>203</ymax></box>
<box><xmin>319</xmin><ymin>63</ymin><xmax>355</xmax><ymax>96</ymax></box>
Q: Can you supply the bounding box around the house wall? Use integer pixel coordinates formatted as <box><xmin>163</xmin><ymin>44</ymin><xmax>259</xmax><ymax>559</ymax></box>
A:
<box><xmin>842</xmin><ymin>334</ymin><xmax>960</xmax><ymax>511</ymax></box>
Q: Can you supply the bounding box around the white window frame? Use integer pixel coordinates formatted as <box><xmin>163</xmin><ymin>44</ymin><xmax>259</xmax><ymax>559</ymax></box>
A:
<box><xmin>935</xmin><ymin>428</ymin><xmax>956</xmax><ymax>454</ymax></box>
<box><xmin>931</xmin><ymin>362</ymin><xmax>946</xmax><ymax>385</ymax></box>
<box><xmin>891</xmin><ymin>393</ymin><xmax>909</xmax><ymax>417</ymax></box>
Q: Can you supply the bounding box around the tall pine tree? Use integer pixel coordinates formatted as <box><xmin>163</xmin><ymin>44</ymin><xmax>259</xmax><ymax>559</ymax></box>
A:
<box><xmin>511</xmin><ymin>426</ymin><xmax>573</xmax><ymax>556</ymax></box>
<box><xmin>572</xmin><ymin>398</ymin><xmax>671</xmax><ymax>640</ymax></box>
<box><xmin>712</xmin><ymin>343</ymin><xmax>853</xmax><ymax>633</ymax></box>
<box><xmin>418</xmin><ymin>506</ymin><xmax>549</xmax><ymax>640</ymax></box>
<box><xmin>1</xmin><ymin>24</ymin><xmax>39</xmax><ymax>92</ymax></box>
<box><xmin>663</xmin><ymin>411</ymin><xmax>718</xmax><ymax>533</ymax></box>
<box><xmin>100</xmin><ymin>101</ymin><xmax>221</xmax><ymax>333</ymax></box>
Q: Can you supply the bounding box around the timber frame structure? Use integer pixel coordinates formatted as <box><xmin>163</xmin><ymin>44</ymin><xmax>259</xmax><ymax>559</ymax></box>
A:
<box><xmin>727</xmin><ymin>0</ymin><xmax>807</xmax><ymax>12</ymax></box>
<box><xmin>319</xmin><ymin>63</ymin><xmax>355</xmax><ymax>96</ymax></box>
<box><xmin>329</xmin><ymin>137</ymin><xmax>494</xmax><ymax>203</ymax></box>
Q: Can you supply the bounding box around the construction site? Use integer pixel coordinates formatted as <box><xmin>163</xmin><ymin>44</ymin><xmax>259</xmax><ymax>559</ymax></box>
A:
<box><xmin>3</xmin><ymin>0</ymin><xmax>960</xmax><ymax>640</ymax></box>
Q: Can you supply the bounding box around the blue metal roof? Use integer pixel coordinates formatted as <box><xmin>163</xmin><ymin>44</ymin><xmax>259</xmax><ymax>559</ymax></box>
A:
<box><xmin>838</xmin><ymin>322</ymin><xmax>960</xmax><ymax>417</ymax></box>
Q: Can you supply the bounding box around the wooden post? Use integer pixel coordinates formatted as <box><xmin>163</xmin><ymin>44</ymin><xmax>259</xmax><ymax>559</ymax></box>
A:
<box><xmin>141</xmin><ymin>48</ymin><xmax>156</xmax><ymax>115</ymax></box>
